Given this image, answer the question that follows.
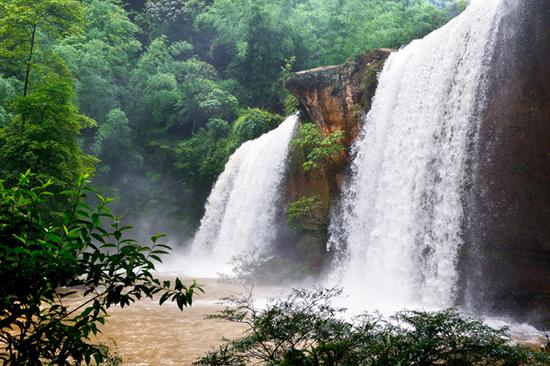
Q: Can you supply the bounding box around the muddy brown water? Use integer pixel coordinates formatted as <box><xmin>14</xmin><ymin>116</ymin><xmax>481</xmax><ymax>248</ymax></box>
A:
<box><xmin>88</xmin><ymin>278</ymin><xmax>280</xmax><ymax>365</ymax></box>
<box><xmin>58</xmin><ymin>277</ymin><xmax>548</xmax><ymax>365</ymax></box>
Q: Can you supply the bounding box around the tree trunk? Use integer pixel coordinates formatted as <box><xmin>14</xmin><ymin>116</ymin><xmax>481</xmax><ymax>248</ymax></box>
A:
<box><xmin>23</xmin><ymin>24</ymin><xmax>37</xmax><ymax>97</ymax></box>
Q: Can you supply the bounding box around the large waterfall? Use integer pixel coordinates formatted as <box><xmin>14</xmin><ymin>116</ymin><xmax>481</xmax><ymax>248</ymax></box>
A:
<box><xmin>330</xmin><ymin>0</ymin><xmax>504</xmax><ymax>312</ymax></box>
<box><xmin>190</xmin><ymin>115</ymin><xmax>299</xmax><ymax>275</ymax></box>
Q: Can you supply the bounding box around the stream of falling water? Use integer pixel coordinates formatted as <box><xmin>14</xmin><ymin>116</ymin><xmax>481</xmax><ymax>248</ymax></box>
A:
<box><xmin>188</xmin><ymin>115</ymin><xmax>298</xmax><ymax>276</ymax></box>
<box><xmin>328</xmin><ymin>0</ymin><xmax>504</xmax><ymax>313</ymax></box>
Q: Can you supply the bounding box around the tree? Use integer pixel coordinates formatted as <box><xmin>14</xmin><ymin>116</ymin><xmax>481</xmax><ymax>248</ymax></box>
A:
<box><xmin>54</xmin><ymin>0</ymin><xmax>143</xmax><ymax>196</ymax></box>
<box><xmin>92</xmin><ymin>109</ymin><xmax>142</xmax><ymax>175</ymax></box>
<box><xmin>0</xmin><ymin>171</ymin><xmax>202</xmax><ymax>364</ymax></box>
<box><xmin>0</xmin><ymin>0</ymin><xmax>95</xmax><ymax>189</ymax></box>
<box><xmin>128</xmin><ymin>37</ymin><xmax>237</xmax><ymax>142</ymax></box>
<box><xmin>227</xmin><ymin>108</ymin><xmax>283</xmax><ymax>147</ymax></box>
<box><xmin>0</xmin><ymin>76</ymin><xmax>20</xmax><ymax>127</ymax></box>
<box><xmin>0</xmin><ymin>72</ymin><xmax>95</xmax><ymax>188</ymax></box>
<box><xmin>55</xmin><ymin>0</ymin><xmax>141</xmax><ymax>125</ymax></box>
<box><xmin>287</xmin><ymin>195</ymin><xmax>327</xmax><ymax>237</ymax></box>
<box><xmin>175</xmin><ymin>108</ymin><xmax>283</xmax><ymax>205</ymax></box>
<box><xmin>175</xmin><ymin>118</ymin><xmax>231</xmax><ymax>202</ymax></box>
<box><xmin>0</xmin><ymin>0</ymin><xmax>83</xmax><ymax>96</ymax></box>
<box><xmin>197</xmin><ymin>0</ymin><xmax>303</xmax><ymax>110</ymax></box>
<box><xmin>145</xmin><ymin>0</ymin><xmax>211</xmax><ymax>44</ymax></box>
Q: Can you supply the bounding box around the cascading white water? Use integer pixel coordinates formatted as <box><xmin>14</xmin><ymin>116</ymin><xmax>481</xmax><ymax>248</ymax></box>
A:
<box><xmin>329</xmin><ymin>0</ymin><xmax>504</xmax><ymax>313</ymax></box>
<box><xmin>190</xmin><ymin>115</ymin><xmax>299</xmax><ymax>275</ymax></box>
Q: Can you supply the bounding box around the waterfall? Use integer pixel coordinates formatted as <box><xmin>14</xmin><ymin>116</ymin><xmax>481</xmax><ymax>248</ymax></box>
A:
<box><xmin>330</xmin><ymin>0</ymin><xmax>503</xmax><ymax>312</ymax></box>
<box><xmin>190</xmin><ymin>115</ymin><xmax>299</xmax><ymax>275</ymax></box>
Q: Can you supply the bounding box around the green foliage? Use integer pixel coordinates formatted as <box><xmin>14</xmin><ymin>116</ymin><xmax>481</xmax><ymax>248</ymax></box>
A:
<box><xmin>0</xmin><ymin>75</ymin><xmax>95</xmax><ymax>188</ymax></box>
<box><xmin>197</xmin><ymin>287</ymin><xmax>550</xmax><ymax>366</ymax></box>
<box><xmin>128</xmin><ymin>37</ymin><xmax>238</xmax><ymax>142</ymax></box>
<box><xmin>145</xmin><ymin>0</ymin><xmax>210</xmax><ymax>43</ymax></box>
<box><xmin>291</xmin><ymin>123</ymin><xmax>345</xmax><ymax>173</ymax></box>
<box><xmin>175</xmin><ymin>118</ymin><xmax>231</xmax><ymax>198</ymax></box>
<box><xmin>197</xmin><ymin>0</ymin><xmax>304</xmax><ymax>110</ymax></box>
<box><xmin>0</xmin><ymin>171</ymin><xmax>202</xmax><ymax>364</ymax></box>
<box><xmin>0</xmin><ymin>75</ymin><xmax>20</xmax><ymax>127</ymax></box>
<box><xmin>55</xmin><ymin>0</ymin><xmax>141</xmax><ymax>124</ymax></box>
<box><xmin>92</xmin><ymin>109</ymin><xmax>142</xmax><ymax>174</ymax></box>
<box><xmin>0</xmin><ymin>0</ymin><xmax>96</xmax><ymax>190</ymax></box>
<box><xmin>229</xmin><ymin>108</ymin><xmax>283</xmax><ymax>146</ymax></box>
<box><xmin>0</xmin><ymin>0</ymin><xmax>83</xmax><ymax>94</ymax></box>
<box><xmin>287</xmin><ymin>195</ymin><xmax>327</xmax><ymax>237</ymax></box>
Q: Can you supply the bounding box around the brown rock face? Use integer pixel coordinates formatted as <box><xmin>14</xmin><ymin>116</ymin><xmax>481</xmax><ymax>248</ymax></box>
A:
<box><xmin>281</xmin><ymin>50</ymin><xmax>390</xmax><ymax>269</ymax></box>
<box><xmin>285</xmin><ymin>49</ymin><xmax>391</xmax><ymax>147</ymax></box>
<box><xmin>463</xmin><ymin>0</ymin><xmax>550</xmax><ymax>328</ymax></box>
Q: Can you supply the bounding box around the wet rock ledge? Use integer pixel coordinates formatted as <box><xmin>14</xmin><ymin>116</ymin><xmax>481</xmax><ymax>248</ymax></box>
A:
<box><xmin>285</xmin><ymin>48</ymin><xmax>391</xmax><ymax>147</ymax></box>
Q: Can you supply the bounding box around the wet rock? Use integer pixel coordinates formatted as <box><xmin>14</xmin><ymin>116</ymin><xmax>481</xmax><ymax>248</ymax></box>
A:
<box><xmin>281</xmin><ymin>49</ymin><xmax>390</xmax><ymax>270</ymax></box>
<box><xmin>285</xmin><ymin>49</ymin><xmax>391</xmax><ymax>147</ymax></box>
<box><xmin>463</xmin><ymin>0</ymin><xmax>550</xmax><ymax>328</ymax></box>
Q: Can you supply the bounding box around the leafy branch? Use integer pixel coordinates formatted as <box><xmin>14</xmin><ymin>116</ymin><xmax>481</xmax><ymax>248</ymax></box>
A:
<box><xmin>0</xmin><ymin>171</ymin><xmax>203</xmax><ymax>365</ymax></box>
<box><xmin>291</xmin><ymin>123</ymin><xmax>345</xmax><ymax>173</ymax></box>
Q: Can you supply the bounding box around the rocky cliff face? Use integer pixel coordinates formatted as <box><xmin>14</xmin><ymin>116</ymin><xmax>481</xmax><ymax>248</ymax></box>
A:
<box><xmin>463</xmin><ymin>0</ymin><xmax>550</xmax><ymax>327</ymax></box>
<box><xmin>282</xmin><ymin>50</ymin><xmax>390</xmax><ymax>268</ymax></box>
<box><xmin>285</xmin><ymin>49</ymin><xmax>391</xmax><ymax>148</ymax></box>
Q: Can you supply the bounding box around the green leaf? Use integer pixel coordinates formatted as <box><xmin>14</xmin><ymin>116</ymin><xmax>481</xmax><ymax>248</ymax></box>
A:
<box><xmin>175</xmin><ymin>277</ymin><xmax>183</xmax><ymax>291</ymax></box>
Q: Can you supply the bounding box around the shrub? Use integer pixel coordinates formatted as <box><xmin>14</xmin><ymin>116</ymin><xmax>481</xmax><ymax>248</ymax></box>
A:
<box><xmin>229</xmin><ymin>108</ymin><xmax>283</xmax><ymax>147</ymax></box>
<box><xmin>0</xmin><ymin>171</ymin><xmax>202</xmax><ymax>365</ymax></box>
<box><xmin>290</xmin><ymin>123</ymin><xmax>345</xmax><ymax>173</ymax></box>
<box><xmin>219</xmin><ymin>247</ymin><xmax>315</xmax><ymax>285</ymax></box>
<box><xmin>197</xmin><ymin>287</ymin><xmax>550</xmax><ymax>366</ymax></box>
<box><xmin>287</xmin><ymin>195</ymin><xmax>328</xmax><ymax>237</ymax></box>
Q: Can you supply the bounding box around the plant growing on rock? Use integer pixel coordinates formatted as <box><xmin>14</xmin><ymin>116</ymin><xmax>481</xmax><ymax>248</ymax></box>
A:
<box><xmin>0</xmin><ymin>171</ymin><xmax>202</xmax><ymax>365</ymax></box>
<box><xmin>287</xmin><ymin>195</ymin><xmax>328</xmax><ymax>237</ymax></box>
<box><xmin>291</xmin><ymin>123</ymin><xmax>346</xmax><ymax>173</ymax></box>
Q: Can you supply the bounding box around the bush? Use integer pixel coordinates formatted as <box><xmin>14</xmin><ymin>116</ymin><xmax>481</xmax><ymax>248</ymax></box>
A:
<box><xmin>228</xmin><ymin>108</ymin><xmax>283</xmax><ymax>147</ymax></box>
<box><xmin>0</xmin><ymin>171</ymin><xmax>202</xmax><ymax>365</ymax></box>
<box><xmin>197</xmin><ymin>287</ymin><xmax>550</xmax><ymax>366</ymax></box>
<box><xmin>175</xmin><ymin>109</ymin><xmax>283</xmax><ymax>210</ymax></box>
<box><xmin>290</xmin><ymin>123</ymin><xmax>345</xmax><ymax>173</ymax></box>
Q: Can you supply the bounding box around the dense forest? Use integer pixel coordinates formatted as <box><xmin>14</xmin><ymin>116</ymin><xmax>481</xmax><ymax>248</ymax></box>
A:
<box><xmin>0</xmin><ymin>0</ymin><xmax>467</xmax><ymax>238</ymax></box>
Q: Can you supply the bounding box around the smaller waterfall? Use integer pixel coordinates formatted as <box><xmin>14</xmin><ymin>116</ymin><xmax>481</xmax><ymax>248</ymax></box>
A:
<box><xmin>190</xmin><ymin>115</ymin><xmax>299</xmax><ymax>275</ymax></box>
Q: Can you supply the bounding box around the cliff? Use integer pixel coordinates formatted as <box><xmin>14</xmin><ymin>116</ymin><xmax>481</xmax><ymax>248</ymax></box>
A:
<box><xmin>285</xmin><ymin>49</ymin><xmax>391</xmax><ymax>147</ymax></box>
<box><xmin>463</xmin><ymin>0</ymin><xmax>550</xmax><ymax>327</ymax></box>
<box><xmin>282</xmin><ymin>49</ymin><xmax>391</xmax><ymax>269</ymax></box>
